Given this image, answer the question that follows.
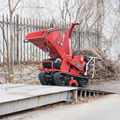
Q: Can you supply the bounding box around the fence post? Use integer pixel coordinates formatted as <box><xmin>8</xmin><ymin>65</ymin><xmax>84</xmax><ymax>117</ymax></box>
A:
<box><xmin>16</xmin><ymin>15</ymin><xmax>19</xmax><ymax>64</ymax></box>
<box><xmin>2</xmin><ymin>14</ymin><xmax>5</xmax><ymax>64</ymax></box>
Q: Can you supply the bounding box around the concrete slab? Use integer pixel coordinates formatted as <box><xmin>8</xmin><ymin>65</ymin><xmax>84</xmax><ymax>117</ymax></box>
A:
<box><xmin>0</xmin><ymin>84</ymin><xmax>77</xmax><ymax>116</ymax></box>
<box><xmin>2</xmin><ymin>94</ymin><xmax>120</xmax><ymax>120</ymax></box>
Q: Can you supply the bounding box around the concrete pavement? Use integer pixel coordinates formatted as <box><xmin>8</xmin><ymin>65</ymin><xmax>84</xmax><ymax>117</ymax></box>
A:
<box><xmin>1</xmin><ymin>94</ymin><xmax>120</xmax><ymax>120</ymax></box>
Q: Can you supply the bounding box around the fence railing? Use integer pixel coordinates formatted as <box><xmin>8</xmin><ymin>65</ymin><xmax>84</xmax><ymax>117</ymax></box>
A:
<box><xmin>0</xmin><ymin>15</ymin><xmax>99</xmax><ymax>64</ymax></box>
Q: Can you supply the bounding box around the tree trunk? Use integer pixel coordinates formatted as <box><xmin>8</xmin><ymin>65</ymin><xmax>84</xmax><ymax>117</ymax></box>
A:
<box><xmin>8</xmin><ymin>13</ymin><xmax>14</xmax><ymax>83</ymax></box>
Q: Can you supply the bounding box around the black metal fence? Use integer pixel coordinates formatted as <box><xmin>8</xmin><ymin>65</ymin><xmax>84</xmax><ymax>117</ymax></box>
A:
<box><xmin>0</xmin><ymin>15</ymin><xmax>99</xmax><ymax>64</ymax></box>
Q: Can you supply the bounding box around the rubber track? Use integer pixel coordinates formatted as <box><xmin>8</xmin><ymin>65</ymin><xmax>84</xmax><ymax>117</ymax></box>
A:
<box><xmin>38</xmin><ymin>72</ymin><xmax>47</xmax><ymax>85</ymax></box>
<box><xmin>54</xmin><ymin>72</ymin><xmax>64</xmax><ymax>86</ymax></box>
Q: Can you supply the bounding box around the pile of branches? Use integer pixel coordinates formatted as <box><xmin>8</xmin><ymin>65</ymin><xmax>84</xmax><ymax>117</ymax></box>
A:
<box><xmin>73</xmin><ymin>48</ymin><xmax>120</xmax><ymax>83</ymax></box>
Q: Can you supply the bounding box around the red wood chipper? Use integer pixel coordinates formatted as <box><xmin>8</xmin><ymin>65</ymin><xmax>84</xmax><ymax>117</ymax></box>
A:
<box><xmin>24</xmin><ymin>23</ymin><xmax>99</xmax><ymax>87</ymax></box>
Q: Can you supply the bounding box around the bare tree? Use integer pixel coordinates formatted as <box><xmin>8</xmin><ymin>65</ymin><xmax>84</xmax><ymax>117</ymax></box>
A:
<box><xmin>0</xmin><ymin>0</ymin><xmax>21</xmax><ymax>83</ymax></box>
<box><xmin>55</xmin><ymin>0</ymin><xmax>104</xmax><ymax>51</ymax></box>
<box><xmin>102</xmin><ymin>0</ymin><xmax>120</xmax><ymax>61</ymax></box>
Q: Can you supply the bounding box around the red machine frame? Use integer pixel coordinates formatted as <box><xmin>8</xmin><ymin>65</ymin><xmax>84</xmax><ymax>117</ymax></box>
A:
<box><xmin>24</xmin><ymin>23</ymin><xmax>98</xmax><ymax>87</ymax></box>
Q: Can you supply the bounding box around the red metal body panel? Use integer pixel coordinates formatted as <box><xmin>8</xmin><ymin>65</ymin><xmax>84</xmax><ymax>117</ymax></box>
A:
<box><xmin>70</xmin><ymin>79</ymin><xmax>78</xmax><ymax>86</ymax></box>
<box><xmin>25</xmin><ymin>28</ymin><xmax>65</xmax><ymax>59</ymax></box>
<box><xmin>63</xmin><ymin>23</ymin><xmax>79</xmax><ymax>56</ymax></box>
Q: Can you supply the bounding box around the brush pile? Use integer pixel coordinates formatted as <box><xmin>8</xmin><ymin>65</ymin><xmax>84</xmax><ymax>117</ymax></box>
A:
<box><xmin>73</xmin><ymin>48</ymin><xmax>120</xmax><ymax>83</ymax></box>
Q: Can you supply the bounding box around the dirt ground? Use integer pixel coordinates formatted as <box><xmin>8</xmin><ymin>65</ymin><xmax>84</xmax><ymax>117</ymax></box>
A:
<box><xmin>0</xmin><ymin>64</ymin><xmax>40</xmax><ymax>84</ymax></box>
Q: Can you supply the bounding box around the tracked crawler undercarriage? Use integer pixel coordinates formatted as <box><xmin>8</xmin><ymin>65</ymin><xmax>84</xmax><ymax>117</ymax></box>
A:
<box><xmin>38</xmin><ymin>72</ymin><xmax>88</xmax><ymax>87</ymax></box>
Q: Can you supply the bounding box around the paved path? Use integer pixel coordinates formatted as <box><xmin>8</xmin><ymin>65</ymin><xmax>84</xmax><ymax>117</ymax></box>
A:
<box><xmin>87</xmin><ymin>80</ymin><xmax>120</xmax><ymax>94</ymax></box>
<box><xmin>2</xmin><ymin>94</ymin><xmax>120</xmax><ymax>120</ymax></box>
